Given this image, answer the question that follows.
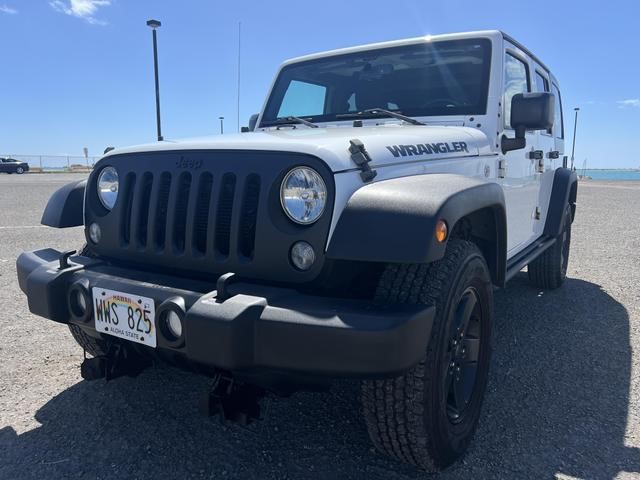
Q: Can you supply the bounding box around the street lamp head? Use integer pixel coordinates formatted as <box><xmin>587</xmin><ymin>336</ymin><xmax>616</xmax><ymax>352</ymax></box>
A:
<box><xmin>574</xmin><ymin>107</ymin><xmax>580</xmax><ymax>111</ymax></box>
<box><xmin>219</xmin><ymin>116</ymin><xmax>224</xmax><ymax>120</ymax></box>
<box><xmin>146</xmin><ymin>19</ymin><xmax>161</xmax><ymax>29</ymax></box>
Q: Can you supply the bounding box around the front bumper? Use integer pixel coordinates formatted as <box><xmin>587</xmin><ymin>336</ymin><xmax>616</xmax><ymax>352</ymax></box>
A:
<box><xmin>17</xmin><ymin>249</ymin><xmax>434</xmax><ymax>378</ymax></box>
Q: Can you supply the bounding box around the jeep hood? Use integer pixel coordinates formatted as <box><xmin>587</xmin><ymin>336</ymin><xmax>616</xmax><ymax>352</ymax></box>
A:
<box><xmin>105</xmin><ymin>125</ymin><xmax>493</xmax><ymax>172</ymax></box>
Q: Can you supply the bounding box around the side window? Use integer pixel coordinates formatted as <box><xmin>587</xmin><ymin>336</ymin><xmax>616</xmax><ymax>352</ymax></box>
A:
<box><xmin>551</xmin><ymin>84</ymin><xmax>564</xmax><ymax>139</ymax></box>
<box><xmin>535</xmin><ymin>72</ymin><xmax>552</xmax><ymax>134</ymax></box>
<box><xmin>277</xmin><ymin>80</ymin><xmax>327</xmax><ymax>118</ymax></box>
<box><xmin>535</xmin><ymin>71</ymin><xmax>549</xmax><ymax>93</ymax></box>
<box><xmin>504</xmin><ymin>52</ymin><xmax>530</xmax><ymax>129</ymax></box>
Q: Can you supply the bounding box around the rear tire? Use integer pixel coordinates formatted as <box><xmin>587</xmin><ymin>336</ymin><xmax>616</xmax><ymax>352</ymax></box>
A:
<box><xmin>68</xmin><ymin>325</ymin><xmax>109</xmax><ymax>357</ymax></box>
<box><xmin>361</xmin><ymin>239</ymin><xmax>494</xmax><ymax>471</ymax></box>
<box><xmin>528</xmin><ymin>205</ymin><xmax>572</xmax><ymax>289</ymax></box>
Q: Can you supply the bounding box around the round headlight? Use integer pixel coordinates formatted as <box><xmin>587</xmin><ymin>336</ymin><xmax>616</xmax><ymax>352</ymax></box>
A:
<box><xmin>280</xmin><ymin>167</ymin><xmax>327</xmax><ymax>225</ymax></box>
<box><xmin>97</xmin><ymin>166</ymin><xmax>119</xmax><ymax>210</ymax></box>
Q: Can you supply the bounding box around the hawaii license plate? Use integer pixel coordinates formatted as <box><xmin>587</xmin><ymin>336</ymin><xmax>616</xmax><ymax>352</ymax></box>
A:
<box><xmin>92</xmin><ymin>288</ymin><xmax>157</xmax><ymax>348</ymax></box>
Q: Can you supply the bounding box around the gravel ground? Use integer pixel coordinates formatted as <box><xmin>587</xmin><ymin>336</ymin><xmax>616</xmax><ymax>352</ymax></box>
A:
<box><xmin>0</xmin><ymin>173</ymin><xmax>639</xmax><ymax>480</ymax></box>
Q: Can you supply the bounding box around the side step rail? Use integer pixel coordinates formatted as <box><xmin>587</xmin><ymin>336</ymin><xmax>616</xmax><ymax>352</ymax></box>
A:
<box><xmin>505</xmin><ymin>236</ymin><xmax>556</xmax><ymax>282</ymax></box>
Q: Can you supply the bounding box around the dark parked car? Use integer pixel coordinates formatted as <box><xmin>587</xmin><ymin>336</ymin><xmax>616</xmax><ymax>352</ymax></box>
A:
<box><xmin>0</xmin><ymin>157</ymin><xmax>29</xmax><ymax>174</ymax></box>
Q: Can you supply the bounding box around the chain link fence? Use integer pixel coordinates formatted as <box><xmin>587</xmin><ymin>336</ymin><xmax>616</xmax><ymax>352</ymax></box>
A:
<box><xmin>0</xmin><ymin>154</ymin><xmax>101</xmax><ymax>172</ymax></box>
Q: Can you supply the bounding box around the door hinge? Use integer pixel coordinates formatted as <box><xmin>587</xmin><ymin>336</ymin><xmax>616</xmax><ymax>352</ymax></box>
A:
<box><xmin>547</xmin><ymin>150</ymin><xmax>560</xmax><ymax>159</ymax></box>
<box><xmin>497</xmin><ymin>159</ymin><xmax>506</xmax><ymax>178</ymax></box>
<box><xmin>536</xmin><ymin>158</ymin><xmax>545</xmax><ymax>173</ymax></box>
<box><xmin>534</xmin><ymin>206</ymin><xmax>541</xmax><ymax>220</ymax></box>
<box><xmin>528</xmin><ymin>150</ymin><xmax>543</xmax><ymax>160</ymax></box>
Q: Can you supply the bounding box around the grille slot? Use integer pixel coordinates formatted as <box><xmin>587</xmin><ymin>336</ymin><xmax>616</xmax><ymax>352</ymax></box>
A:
<box><xmin>239</xmin><ymin>174</ymin><xmax>261</xmax><ymax>259</ymax></box>
<box><xmin>192</xmin><ymin>173</ymin><xmax>213</xmax><ymax>255</ymax></box>
<box><xmin>215</xmin><ymin>173</ymin><xmax>236</xmax><ymax>257</ymax></box>
<box><xmin>154</xmin><ymin>172</ymin><xmax>172</xmax><ymax>250</ymax></box>
<box><xmin>120</xmin><ymin>173</ymin><xmax>136</xmax><ymax>245</ymax></box>
<box><xmin>172</xmin><ymin>172</ymin><xmax>192</xmax><ymax>253</ymax></box>
<box><xmin>135</xmin><ymin>172</ymin><xmax>153</xmax><ymax>247</ymax></box>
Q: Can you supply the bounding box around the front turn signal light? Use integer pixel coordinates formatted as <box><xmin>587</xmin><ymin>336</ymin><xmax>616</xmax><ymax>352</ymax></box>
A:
<box><xmin>435</xmin><ymin>220</ymin><xmax>448</xmax><ymax>243</ymax></box>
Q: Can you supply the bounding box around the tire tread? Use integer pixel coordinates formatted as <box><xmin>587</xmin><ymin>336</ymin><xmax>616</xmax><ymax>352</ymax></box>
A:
<box><xmin>362</xmin><ymin>240</ymin><xmax>482</xmax><ymax>471</ymax></box>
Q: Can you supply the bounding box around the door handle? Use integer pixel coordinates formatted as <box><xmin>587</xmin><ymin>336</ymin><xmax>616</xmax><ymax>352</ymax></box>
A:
<box><xmin>547</xmin><ymin>151</ymin><xmax>560</xmax><ymax>159</ymax></box>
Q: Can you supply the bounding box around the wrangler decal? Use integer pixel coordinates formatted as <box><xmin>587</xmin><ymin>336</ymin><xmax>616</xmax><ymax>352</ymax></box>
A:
<box><xmin>386</xmin><ymin>142</ymin><xmax>469</xmax><ymax>157</ymax></box>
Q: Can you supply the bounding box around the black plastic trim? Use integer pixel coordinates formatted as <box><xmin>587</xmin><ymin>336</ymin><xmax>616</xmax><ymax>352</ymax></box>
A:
<box><xmin>17</xmin><ymin>249</ymin><xmax>435</xmax><ymax>378</ymax></box>
<box><xmin>41</xmin><ymin>180</ymin><xmax>86</xmax><ymax>228</ymax></box>
<box><xmin>85</xmin><ymin>150</ymin><xmax>335</xmax><ymax>284</ymax></box>
<box><xmin>326</xmin><ymin>174</ymin><xmax>507</xmax><ymax>285</ymax></box>
<box><xmin>543</xmin><ymin>167</ymin><xmax>578</xmax><ymax>237</ymax></box>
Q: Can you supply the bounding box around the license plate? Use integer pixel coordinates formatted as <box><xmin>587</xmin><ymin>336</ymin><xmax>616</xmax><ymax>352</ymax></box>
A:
<box><xmin>92</xmin><ymin>288</ymin><xmax>156</xmax><ymax>348</ymax></box>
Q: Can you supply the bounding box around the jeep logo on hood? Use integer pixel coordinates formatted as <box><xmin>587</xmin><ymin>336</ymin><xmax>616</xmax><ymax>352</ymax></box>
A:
<box><xmin>386</xmin><ymin>142</ymin><xmax>469</xmax><ymax>158</ymax></box>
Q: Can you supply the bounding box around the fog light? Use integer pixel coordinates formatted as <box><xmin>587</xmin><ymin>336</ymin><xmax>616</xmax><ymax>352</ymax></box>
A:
<box><xmin>164</xmin><ymin>311</ymin><xmax>183</xmax><ymax>339</ymax></box>
<box><xmin>290</xmin><ymin>241</ymin><xmax>315</xmax><ymax>271</ymax></box>
<box><xmin>89</xmin><ymin>223</ymin><xmax>101</xmax><ymax>244</ymax></box>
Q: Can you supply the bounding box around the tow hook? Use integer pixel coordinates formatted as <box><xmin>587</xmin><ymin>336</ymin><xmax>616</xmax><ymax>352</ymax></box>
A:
<box><xmin>200</xmin><ymin>374</ymin><xmax>266</xmax><ymax>426</ymax></box>
<box><xmin>80</xmin><ymin>343</ymin><xmax>152</xmax><ymax>381</ymax></box>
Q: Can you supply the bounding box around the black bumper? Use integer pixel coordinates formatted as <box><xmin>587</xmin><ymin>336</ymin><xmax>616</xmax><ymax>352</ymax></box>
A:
<box><xmin>16</xmin><ymin>249</ymin><xmax>435</xmax><ymax>378</ymax></box>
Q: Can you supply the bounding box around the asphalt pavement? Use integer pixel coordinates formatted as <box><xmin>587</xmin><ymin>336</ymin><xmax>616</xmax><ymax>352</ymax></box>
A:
<box><xmin>0</xmin><ymin>173</ymin><xmax>639</xmax><ymax>479</ymax></box>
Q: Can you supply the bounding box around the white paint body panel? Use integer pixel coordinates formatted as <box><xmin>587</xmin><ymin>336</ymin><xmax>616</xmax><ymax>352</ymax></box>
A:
<box><xmin>103</xmin><ymin>30</ymin><xmax>563</xmax><ymax>264</ymax></box>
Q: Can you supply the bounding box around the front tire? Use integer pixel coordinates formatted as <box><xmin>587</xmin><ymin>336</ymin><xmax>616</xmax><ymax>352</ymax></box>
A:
<box><xmin>362</xmin><ymin>240</ymin><xmax>494</xmax><ymax>471</ymax></box>
<box><xmin>528</xmin><ymin>205</ymin><xmax>572</xmax><ymax>289</ymax></box>
<box><xmin>16</xmin><ymin>166</ymin><xmax>24</xmax><ymax>174</ymax></box>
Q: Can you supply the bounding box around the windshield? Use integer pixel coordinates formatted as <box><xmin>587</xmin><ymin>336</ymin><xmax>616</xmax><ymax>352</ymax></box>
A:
<box><xmin>261</xmin><ymin>38</ymin><xmax>492</xmax><ymax>126</ymax></box>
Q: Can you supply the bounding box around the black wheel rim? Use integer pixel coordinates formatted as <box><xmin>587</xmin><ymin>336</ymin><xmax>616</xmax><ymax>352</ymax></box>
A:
<box><xmin>445</xmin><ymin>287</ymin><xmax>482</xmax><ymax>423</ymax></box>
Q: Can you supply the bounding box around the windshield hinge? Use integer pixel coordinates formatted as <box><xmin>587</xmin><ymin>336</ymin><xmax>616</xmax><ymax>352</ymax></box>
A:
<box><xmin>348</xmin><ymin>139</ymin><xmax>377</xmax><ymax>183</ymax></box>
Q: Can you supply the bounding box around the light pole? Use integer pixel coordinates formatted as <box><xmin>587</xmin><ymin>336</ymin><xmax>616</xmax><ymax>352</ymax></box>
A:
<box><xmin>146</xmin><ymin>19</ymin><xmax>163</xmax><ymax>141</ymax></box>
<box><xmin>570</xmin><ymin>107</ymin><xmax>580</xmax><ymax>170</ymax></box>
<box><xmin>219</xmin><ymin>116</ymin><xmax>224</xmax><ymax>135</ymax></box>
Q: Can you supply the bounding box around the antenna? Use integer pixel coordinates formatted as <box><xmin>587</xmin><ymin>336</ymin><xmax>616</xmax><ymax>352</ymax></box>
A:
<box><xmin>236</xmin><ymin>21</ymin><xmax>241</xmax><ymax>133</ymax></box>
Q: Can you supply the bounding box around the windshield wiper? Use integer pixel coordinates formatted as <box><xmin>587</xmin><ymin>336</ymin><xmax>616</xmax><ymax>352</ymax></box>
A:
<box><xmin>337</xmin><ymin>108</ymin><xmax>425</xmax><ymax>126</ymax></box>
<box><xmin>261</xmin><ymin>116</ymin><xmax>318</xmax><ymax>128</ymax></box>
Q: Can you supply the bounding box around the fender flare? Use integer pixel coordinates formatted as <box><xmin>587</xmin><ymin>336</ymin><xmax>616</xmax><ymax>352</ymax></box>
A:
<box><xmin>543</xmin><ymin>168</ymin><xmax>578</xmax><ymax>237</ymax></box>
<box><xmin>41</xmin><ymin>180</ymin><xmax>86</xmax><ymax>228</ymax></box>
<box><xmin>326</xmin><ymin>174</ymin><xmax>507</xmax><ymax>285</ymax></box>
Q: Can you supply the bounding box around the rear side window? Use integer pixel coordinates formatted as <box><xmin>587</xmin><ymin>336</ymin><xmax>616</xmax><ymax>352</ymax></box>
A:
<box><xmin>551</xmin><ymin>84</ymin><xmax>564</xmax><ymax>138</ymax></box>
<box><xmin>535</xmin><ymin>71</ymin><xmax>549</xmax><ymax>92</ymax></box>
<box><xmin>504</xmin><ymin>53</ymin><xmax>530</xmax><ymax>129</ymax></box>
<box><xmin>277</xmin><ymin>80</ymin><xmax>327</xmax><ymax>118</ymax></box>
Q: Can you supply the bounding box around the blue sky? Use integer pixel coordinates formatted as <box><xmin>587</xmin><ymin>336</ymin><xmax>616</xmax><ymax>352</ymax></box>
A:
<box><xmin>0</xmin><ymin>0</ymin><xmax>638</xmax><ymax>168</ymax></box>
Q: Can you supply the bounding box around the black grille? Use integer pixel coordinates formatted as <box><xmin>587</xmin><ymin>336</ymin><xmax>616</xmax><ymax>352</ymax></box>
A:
<box><xmin>172</xmin><ymin>172</ymin><xmax>192</xmax><ymax>253</ymax></box>
<box><xmin>215</xmin><ymin>173</ymin><xmax>236</xmax><ymax>257</ymax></box>
<box><xmin>239</xmin><ymin>174</ymin><xmax>261</xmax><ymax>259</ymax></box>
<box><xmin>120</xmin><ymin>172</ymin><xmax>136</xmax><ymax>245</ymax></box>
<box><xmin>192</xmin><ymin>173</ymin><xmax>213</xmax><ymax>256</ymax></box>
<box><xmin>154</xmin><ymin>172</ymin><xmax>172</xmax><ymax>251</ymax></box>
<box><xmin>136</xmin><ymin>172</ymin><xmax>153</xmax><ymax>247</ymax></box>
<box><xmin>119</xmin><ymin>170</ymin><xmax>261</xmax><ymax>261</ymax></box>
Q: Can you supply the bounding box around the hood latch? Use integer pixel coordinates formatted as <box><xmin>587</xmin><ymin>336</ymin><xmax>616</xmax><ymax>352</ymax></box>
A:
<box><xmin>348</xmin><ymin>139</ymin><xmax>377</xmax><ymax>183</ymax></box>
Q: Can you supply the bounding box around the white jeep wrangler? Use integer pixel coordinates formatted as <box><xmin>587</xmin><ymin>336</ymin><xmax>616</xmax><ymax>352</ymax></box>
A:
<box><xmin>17</xmin><ymin>30</ymin><xmax>577</xmax><ymax>471</ymax></box>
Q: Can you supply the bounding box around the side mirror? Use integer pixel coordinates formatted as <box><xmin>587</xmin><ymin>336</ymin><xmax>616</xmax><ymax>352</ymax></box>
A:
<box><xmin>501</xmin><ymin>92</ymin><xmax>554</xmax><ymax>153</ymax></box>
<box><xmin>248</xmin><ymin>113</ymin><xmax>259</xmax><ymax>131</ymax></box>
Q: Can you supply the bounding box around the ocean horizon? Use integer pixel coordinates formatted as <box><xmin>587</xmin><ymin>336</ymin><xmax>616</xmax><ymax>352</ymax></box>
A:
<box><xmin>580</xmin><ymin>169</ymin><xmax>640</xmax><ymax>181</ymax></box>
